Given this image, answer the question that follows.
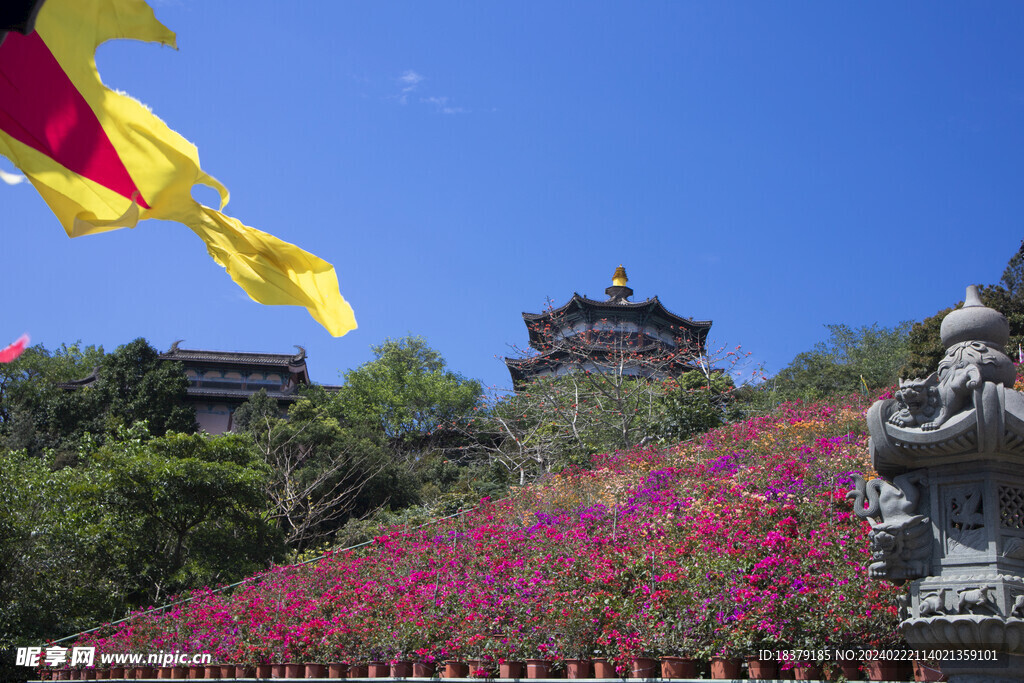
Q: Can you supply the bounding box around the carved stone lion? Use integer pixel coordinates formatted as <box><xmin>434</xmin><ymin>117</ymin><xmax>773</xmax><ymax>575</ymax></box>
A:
<box><xmin>848</xmin><ymin>472</ymin><xmax>931</xmax><ymax>582</ymax></box>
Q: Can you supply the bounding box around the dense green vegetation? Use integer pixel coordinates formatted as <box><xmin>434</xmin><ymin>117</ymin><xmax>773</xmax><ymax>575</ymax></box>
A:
<box><xmin>765</xmin><ymin>322</ymin><xmax>912</xmax><ymax>401</ymax></box>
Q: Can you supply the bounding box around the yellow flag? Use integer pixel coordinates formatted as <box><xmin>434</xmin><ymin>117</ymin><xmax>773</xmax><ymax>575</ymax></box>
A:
<box><xmin>0</xmin><ymin>0</ymin><xmax>356</xmax><ymax>336</ymax></box>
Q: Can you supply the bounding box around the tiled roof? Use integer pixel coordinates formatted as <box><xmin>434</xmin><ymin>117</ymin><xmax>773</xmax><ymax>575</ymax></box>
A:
<box><xmin>161</xmin><ymin>347</ymin><xmax>306</xmax><ymax>368</ymax></box>
<box><xmin>521</xmin><ymin>293</ymin><xmax>712</xmax><ymax>328</ymax></box>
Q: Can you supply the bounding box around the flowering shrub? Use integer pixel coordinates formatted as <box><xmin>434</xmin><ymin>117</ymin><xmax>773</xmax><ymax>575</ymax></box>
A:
<box><xmin>75</xmin><ymin>397</ymin><xmax>903</xmax><ymax>666</ymax></box>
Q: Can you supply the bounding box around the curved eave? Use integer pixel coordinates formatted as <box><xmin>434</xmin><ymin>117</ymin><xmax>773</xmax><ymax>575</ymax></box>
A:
<box><xmin>504</xmin><ymin>349</ymin><xmax>705</xmax><ymax>386</ymax></box>
<box><xmin>522</xmin><ymin>293</ymin><xmax>711</xmax><ymax>348</ymax></box>
<box><xmin>161</xmin><ymin>351</ymin><xmax>310</xmax><ymax>384</ymax></box>
<box><xmin>522</xmin><ymin>293</ymin><xmax>711</xmax><ymax>327</ymax></box>
<box><xmin>183</xmin><ymin>387</ymin><xmax>301</xmax><ymax>403</ymax></box>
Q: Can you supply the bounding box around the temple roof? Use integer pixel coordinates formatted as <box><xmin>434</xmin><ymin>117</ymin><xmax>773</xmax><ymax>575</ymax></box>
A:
<box><xmin>523</xmin><ymin>292</ymin><xmax>712</xmax><ymax>326</ymax></box>
<box><xmin>160</xmin><ymin>341</ymin><xmax>310</xmax><ymax>382</ymax></box>
<box><xmin>521</xmin><ymin>293</ymin><xmax>711</xmax><ymax>350</ymax></box>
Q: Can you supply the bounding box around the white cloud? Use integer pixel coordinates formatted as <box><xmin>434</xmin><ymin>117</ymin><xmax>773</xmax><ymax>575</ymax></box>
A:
<box><xmin>399</xmin><ymin>70</ymin><xmax>424</xmax><ymax>91</ymax></box>
<box><xmin>393</xmin><ymin>70</ymin><xmax>425</xmax><ymax>105</ymax></box>
<box><xmin>422</xmin><ymin>96</ymin><xmax>468</xmax><ymax>115</ymax></box>
<box><xmin>392</xmin><ymin>71</ymin><xmax>472</xmax><ymax>114</ymax></box>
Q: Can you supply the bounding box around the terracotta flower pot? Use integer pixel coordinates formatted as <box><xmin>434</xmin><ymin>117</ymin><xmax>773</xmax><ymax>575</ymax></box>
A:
<box><xmin>170</xmin><ymin>666</ymin><xmax>188</xmax><ymax>680</ymax></box>
<box><xmin>660</xmin><ymin>657</ymin><xmax>696</xmax><ymax>679</ymax></box>
<box><xmin>216</xmin><ymin>664</ymin><xmax>233</xmax><ymax>679</ymax></box>
<box><xmin>283</xmin><ymin>663</ymin><xmax>302</xmax><ymax>678</ymax></box>
<box><xmin>443</xmin><ymin>662</ymin><xmax>469</xmax><ymax>679</ymax></box>
<box><xmin>326</xmin><ymin>663</ymin><xmax>348</xmax><ymax>679</ymax></box>
<box><xmin>235</xmin><ymin>665</ymin><xmax>256</xmax><ymax>679</ymax></box>
<box><xmin>793</xmin><ymin>662</ymin><xmax>821</xmax><ymax>680</ymax></box>
<box><xmin>746</xmin><ymin>658</ymin><xmax>778</xmax><ymax>680</ymax></box>
<box><xmin>710</xmin><ymin>657</ymin><xmax>741</xmax><ymax>680</ymax></box>
<box><xmin>110</xmin><ymin>668</ymin><xmax>125</xmax><ymax>680</ymax></box>
<box><xmin>202</xmin><ymin>664</ymin><xmax>220</xmax><ymax>678</ymax></box>
<box><xmin>348</xmin><ymin>664</ymin><xmax>368</xmax><ymax>678</ymax></box>
<box><xmin>96</xmin><ymin>671</ymin><xmax>110</xmax><ymax>681</ymax></box>
<box><xmin>187</xmin><ymin>667</ymin><xmax>204</xmax><ymax>680</ymax></box>
<box><xmin>630</xmin><ymin>658</ymin><xmax>658</xmax><ymax>679</ymax></box>
<box><xmin>306</xmin><ymin>663</ymin><xmax>327</xmax><ymax>678</ymax></box>
<box><xmin>592</xmin><ymin>659</ymin><xmax>616</xmax><ymax>679</ymax></box>
<box><xmin>254</xmin><ymin>665</ymin><xmax>272</xmax><ymax>679</ymax></box>
<box><xmin>500</xmin><ymin>661</ymin><xmax>524</xmax><ymax>679</ymax></box>
<box><xmin>525</xmin><ymin>660</ymin><xmax>551</xmax><ymax>679</ymax></box>
<box><xmin>467</xmin><ymin>660</ymin><xmax>489</xmax><ymax>678</ymax></box>
<box><xmin>391</xmin><ymin>661</ymin><xmax>413</xmax><ymax>678</ymax></box>
<box><xmin>368</xmin><ymin>662</ymin><xmax>389</xmax><ymax>678</ymax></box>
<box><xmin>271</xmin><ymin>664</ymin><xmax>287</xmax><ymax>679</ymax></box>
<box><xmin>414</xmin><ymin>662</ymin><xmax>436</xmax><ymax>678</ymax></box>
<box><xmin>564</xmin><ymin>660</ymin><xmax>591</xmax><ymax>679</ymax></box>
<box><xmin>864</xmin><ymin>660</ymin><xmax>900</xmax><ymax>682</ymax></box>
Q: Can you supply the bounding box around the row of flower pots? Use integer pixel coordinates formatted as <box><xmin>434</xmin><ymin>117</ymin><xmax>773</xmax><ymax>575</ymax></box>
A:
<box><xmin>39</xmin><ymin>657</ymin><xmax>944</xmax><ymax>681</ymax></box>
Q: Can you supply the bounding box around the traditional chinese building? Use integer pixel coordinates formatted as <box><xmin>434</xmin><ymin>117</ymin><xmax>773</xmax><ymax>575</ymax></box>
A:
<box><xmin>504</xmin><ymin>266</ymin><xmax>712</xmax><ymax>387</ymax></box>
<box><xmin>159</xmin><ymin>341</ymin><xmax>313</xmax><ymax>434</ymax></box>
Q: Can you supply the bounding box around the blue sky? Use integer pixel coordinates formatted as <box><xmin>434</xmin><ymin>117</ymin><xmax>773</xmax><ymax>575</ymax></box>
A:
<box><xmin>3</xmin><ymin>1</ymin><xmax>1024</xmax><ymax>390</ymax></box>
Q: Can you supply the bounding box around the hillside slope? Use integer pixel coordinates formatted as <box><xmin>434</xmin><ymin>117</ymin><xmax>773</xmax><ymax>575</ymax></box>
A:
<box><xmin>75</xmin><ymin>397</ymin><xmax>901</xmax><ymax>667</ymax></box>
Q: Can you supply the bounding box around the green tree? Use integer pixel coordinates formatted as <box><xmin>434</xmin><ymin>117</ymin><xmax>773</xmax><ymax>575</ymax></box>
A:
<box><xmin>656</xmin><ymin>370</ymin><xmax>738</xmax><ymax>443</ymax></box>
<box><xmin>0</xmin><ymin>338</ymin><xmax>195</xmax><ymax>461</ymax></box>
<box><xmin>0</xmin><ymin>342</ymin><xmax>105</xmax><ymax>457</ymax></box>
<box><xmin>0</xmin><ymin>448</ymin><xmax>121</xmax><ymax>673</ymax></box>
<box><xmin>457</xmin><ymin>369</ymin><xmax>738</xmax><ymax>485</ymax></box>
<box><xmin>338</xmin><ymin>336</ymin><xmax>482</xmax><ymax>454</ymax></box>
<box><xmin>93</xmin><ymin>338</ymin><xmax>196</xmax><ymax>437</ymax></box>
<box><xmin>0</xmin><ymin>428</ymin><xmax>284</xmax><ymax>669</ymax></box>
<box><xmin>95</xmin><ymin>428</ymin><xmax>282</xmax><ymax>602</ymax></box>
<box><xmin>236</xmin><ymin>388</ymin><xmax>395</xmax><ymax>551</ymax></box>
<box><xmin>773</xmin><ymin>322</ymin><xmax>911</xmax><ymax>399</ymax></box>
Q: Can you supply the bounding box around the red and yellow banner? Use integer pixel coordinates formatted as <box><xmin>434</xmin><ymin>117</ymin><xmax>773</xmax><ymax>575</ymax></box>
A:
<box><xmin>0</xmin><ymin>0</ymin><xmax>356</xmax><ymax>336</ymax></box>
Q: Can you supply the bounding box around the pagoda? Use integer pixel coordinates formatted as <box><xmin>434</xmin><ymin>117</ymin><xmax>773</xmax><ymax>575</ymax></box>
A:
<box><xmin>505</xmin><ymin>266</ymin><xmax>712</xmax><ymax>387</ymax></box>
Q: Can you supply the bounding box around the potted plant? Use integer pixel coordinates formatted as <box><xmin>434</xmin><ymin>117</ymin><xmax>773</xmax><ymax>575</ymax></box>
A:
<box><xmin>648</xmin><ymin>609</ymin><xmax>699</xmax><ymax>680</ymax></box>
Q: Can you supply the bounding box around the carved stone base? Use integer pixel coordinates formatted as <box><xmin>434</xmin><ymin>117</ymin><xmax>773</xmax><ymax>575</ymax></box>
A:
<box><xmin>903</xmin><ymin>615</ymin><xmax>1024</xmax><ymax>651</ymax></box>
<box><xmin>902</xmin><ymin>615</ymin><xmax>1024</xmax><ymax>681</ymax></box>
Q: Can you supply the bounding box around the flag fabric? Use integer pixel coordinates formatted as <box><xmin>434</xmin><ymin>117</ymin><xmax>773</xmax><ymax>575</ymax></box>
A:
<box><xmin>0</xmin><ymin>334</ymin><xmax>29</xmax><ymax>363</ymax></box>
<box><xmin>0</xmin><ymin>0</ymin><xmax>356</xmax><ymax>337</ymax></box>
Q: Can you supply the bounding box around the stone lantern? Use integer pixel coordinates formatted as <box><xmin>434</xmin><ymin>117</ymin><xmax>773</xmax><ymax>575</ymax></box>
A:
<box><xmin>850</xmin><ymin>286</ymin><xmax>1024</xmax><ymax>682</ymax></box>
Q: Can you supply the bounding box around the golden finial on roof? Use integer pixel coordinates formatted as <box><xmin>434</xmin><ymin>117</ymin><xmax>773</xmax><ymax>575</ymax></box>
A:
<box><xmin>612</xmin><ymin>265</ymin><xmax>628</xmax><ymax>287</ymax></box>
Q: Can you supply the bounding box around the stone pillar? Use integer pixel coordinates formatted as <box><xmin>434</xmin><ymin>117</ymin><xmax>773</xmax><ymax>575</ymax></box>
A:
<box><xmin>852</xmin><ymin>286</ymin><xmax>1024</xmax><ymax>682</ymax></box>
